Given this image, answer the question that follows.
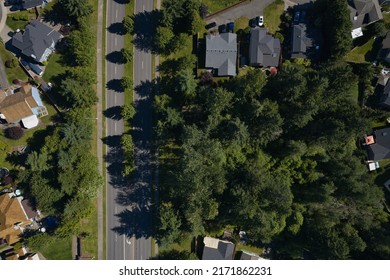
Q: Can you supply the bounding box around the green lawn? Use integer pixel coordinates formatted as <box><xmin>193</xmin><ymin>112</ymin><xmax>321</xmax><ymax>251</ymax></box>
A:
<box><xmin>345</xmin><ymin>38</ymin><xmax>375</xmax><ymax>63</ymax></box>
<box><xmin>38</xmin><ymin>236</ymin><xmax>72</xmax><ymax>260</ymax></box>
<box><xmin>202</xmin><ymin>0</ymin><xmax>242</xmax><ymax>15</ymax></box>
<box><xmin>6</xmin><ymin>9</ymin><xmax>37</xmax><ymax>31</ymax></box>
<box><xmin>263</xmin><ymin>0</ymin><xmax>284</xmax><ymax>34</ymax></box>
<box><xmin>234</xmin><ymin>16</ymin><xmax>249</xmax><ymax>32</ymax></box>
<box><xmin>42</xmin><ymin>53</ymin><xmax>67</xmax><ymax>82</ymax></box>
<box><xmin>0</xmin><ymin>43</ymin><xmax>28</xmax><ymax>84</ymax></box>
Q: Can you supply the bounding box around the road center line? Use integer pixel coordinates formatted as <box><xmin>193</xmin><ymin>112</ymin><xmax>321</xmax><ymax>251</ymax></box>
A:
<box><xmin>141</xmin><ymin>61</ymin><xmax>144</xmax><ymax>69</ymax></box>
<box><xmin>114</xmin><ymin>66</ymin><xmax>117</xmax><ymax>75</ymax></box>
<box><xmin>114</xmin><ymin>122</ymin><xmax>117</xmax><ymax>132</ymax></box>
<box><xmin>115</xmin><ymin>37</ymin><xmax>117</xmax><ymax>46</ymax></box>
<box><xmin>116</xmin><ymin>10</ymin><xmax>118</xmax><ymax>18</ymax></box>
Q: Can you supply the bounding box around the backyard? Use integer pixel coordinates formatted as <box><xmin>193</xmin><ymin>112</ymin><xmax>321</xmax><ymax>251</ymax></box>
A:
<box><xmin>345</xmin><ymin>38</ymin><xmax>376</xmax><ymax>63</ymax></box>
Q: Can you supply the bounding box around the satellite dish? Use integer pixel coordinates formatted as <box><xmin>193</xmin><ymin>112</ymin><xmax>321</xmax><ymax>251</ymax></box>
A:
<box><xmin>15</xmin><ymin>189</ymin><xmax>21</xmax><ymax>196</ymax></box>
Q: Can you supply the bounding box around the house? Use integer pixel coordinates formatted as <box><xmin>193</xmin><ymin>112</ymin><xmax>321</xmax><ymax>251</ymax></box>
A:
<box><xmin>348</xmin><ymin>0</ymin><xmax>383</xmax><ymax>39</ymax></box>
<box><xmin>379</xmin><ymin>78</ymin><xmax>390</xmax><ymax>108</ymax></box>
<box><xmin>249</xmin><ymin>27</ymin><xmax>280</xmax><ymax>68</ymax></box>
<box><xmin>12</xmin><ymin>20</ymin><xmax>63</xmax><ymax>63</ymax></box>
<box><xmin>0</xmin><ymin>193</ymin><xmax>33</xmax><ymax>245</ymax></box>
<box><xmin>0</xmin><ymin>85</ymin><xmax>48</xmax><ymax>129</ymax></box>
<box><xmin>379</xmin><ymin>31</ymin><xmax>390</xmax><ymax>64</ymax></box>
<box><xmin>364</xmin><ymin>127</ymin><xmax>390</xmax><ymax>161</ymax></box>
<box><xmin>21</xmin><ymin>0</ymin><xmax>43</xmax><ymax>10</ymax></box>
<box><xmin>291</xmin><ymin>24</ymin><xmax>313</xmax><ymax>59</ymax></box>
<box><xmin>239</xmin><ymin>250</ymin><xmax>262</xmax><ymax>260</ymax></box>
<box><xmin>205</xmin><ymin>33</ymin><xmax>237</xmax><ymax>76</ymax></box>
<box><xmin>202</xmin><ymin>236</ymin><xmax>235</xmax><ymax>260</ymax></box>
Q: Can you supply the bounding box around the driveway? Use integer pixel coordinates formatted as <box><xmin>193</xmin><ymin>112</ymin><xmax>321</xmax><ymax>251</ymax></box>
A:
<box><xmin>205</xmin><ymin>0</ymin><xmax>275</xmax><ymax>26</ymax></box>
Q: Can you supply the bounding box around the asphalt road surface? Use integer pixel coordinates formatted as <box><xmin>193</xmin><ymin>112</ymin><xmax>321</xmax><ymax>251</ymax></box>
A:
<box><xmin>106</xmin><ymin>0</ymin><xmax>153</xmax><ymax>260</ymax></box>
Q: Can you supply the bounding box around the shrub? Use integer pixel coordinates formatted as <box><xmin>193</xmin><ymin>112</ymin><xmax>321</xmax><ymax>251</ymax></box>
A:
<box><xmin>5</xmin><ymin>126</ymin><xmax>24</xmax><ymax>140</ymax></box>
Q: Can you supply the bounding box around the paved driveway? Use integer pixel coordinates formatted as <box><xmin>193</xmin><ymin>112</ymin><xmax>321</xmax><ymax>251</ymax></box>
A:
<box><xmin>205</xmin><ymin>0</ymin><xmax>275</xmax><ymax>26</ymax></box>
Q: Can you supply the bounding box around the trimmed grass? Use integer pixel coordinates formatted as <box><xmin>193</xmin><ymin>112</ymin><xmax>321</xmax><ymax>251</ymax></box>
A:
<box><xmin>236</xmin><ymin>243</ymin><xmax>264</xmax><ymax>255</ymax></box>
<box><xmin>0</xmin><ymin>43</ymin><xmax>28</xmax><ymax>84</ymax></box>
<box><xmin>124</xmin><ymin>0</ymin><xmax>135</xmax><ymax>124</ymax></box>
<box><xmin>234</xmin><ymin>16</ymin><xmax>249</xmax><ymax>32</ymax></box>
<box><xmin>203</xmin><ymin>0</ymin><xmax>243</xmax><ymax>15</ymax></box>
<box><xmin>39</xmin><ymin>237</ymin><xmax>72</xmax><ymax>260</ymax></box>
<box><xmin>6</xmin><ymin>10</ymin><xmax>36</xmax><ymax>31</ymax></box>
<box><xmin>42</xmin><ymin>53</ymin><xmax>67</xmax><ymax>82</ymax></box>
<box><xmin>345</xmin><ymin>38</ymin><xmax>375</xmax><ymax>63</ymax></box>
<box><xmin>263</xmin><ymin>0</ymin><xmax>284</xmax><ymax>34</ymax></box>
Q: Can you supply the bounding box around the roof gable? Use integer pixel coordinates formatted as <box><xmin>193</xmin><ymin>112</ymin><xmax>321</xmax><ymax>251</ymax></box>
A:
<box><xmin>205</xmin><ymin>33</ymin><xmax>237</xmax><ymax>76</ymax></box>
<box><xmin>249</xmin><ymin>28</ymin><xmax>280</xmax><ymax>67</ymax></box>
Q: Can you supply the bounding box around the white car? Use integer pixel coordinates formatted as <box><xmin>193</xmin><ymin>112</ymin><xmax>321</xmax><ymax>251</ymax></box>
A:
<box><xmin>257</xmin><ymin>16</ymin><xmax>264</xmax><ymax>27</ymax></box>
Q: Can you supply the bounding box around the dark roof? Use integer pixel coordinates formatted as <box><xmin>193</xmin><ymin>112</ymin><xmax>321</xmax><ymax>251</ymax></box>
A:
<box><xmin>249</xmin><ymin>28</ymin><xmax>280</xmax><ymax>67</ymax></box>
<box><xmin>21</xmin><ymin>0</ymin><xmax>43</xmax><ymax>10</ymax></box>
<box><xmin>205</xmin><ymin>33</ymin><xmax>237</xmax><ymax>76</ymax></box>
<box><xmin>291</xmin><ymin>24</ymin><xmax>312</xmax><ymax>59</ymax></box>
<box><xmin>12</xmin><ymin>20</ymin><xmax>62</xmax><ymax>63</ymax></box>
<box><xmin>349</xmin><ymin>0</ymin><xmax>383</xmax><ymax>29</ymax></box>
<box><xmin>380</xmin><ymin>79</ymin><xmax>390</xmax><ymax>107</ymax></box>
<box><xmin>379</xmin><ymin>31</ymin><xmax>390</xmax><ymax>61</ymax></box>
<box><xmin>202</xmin><ymin>237</ymin><xmax>235</xmax><ymax>260</ymax></box>
<box><xmin>21</xmin><ymin>199</ymin><xmax>38</xmax><ymax>220</ymax></box>
<box><xmin>366</xmin><ymin>127</ymin><xmax>390</xmax><ymax>161</ymax></box>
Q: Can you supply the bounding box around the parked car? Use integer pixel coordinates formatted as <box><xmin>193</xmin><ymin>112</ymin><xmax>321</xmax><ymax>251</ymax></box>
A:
<box><xmin>256</xmin><ymin>16</ymin><xmax>264</xmax><ymax>27</ymax></box>
<box><xmin>293</xmin><ymin>11</ymin><xmax>300</xmax><ymax>24</ymax></box>
<box><xmin>20</xmin><ymin>60</ymin><xmax>30</xmax><ymax>70</ymax></box>
<box><xmin>219</xmin><ymin>24</ymin><xmax>226</xmax><ymax>33</ymax></box>
<box><xmin>227</xmin><ymin>22</ymin><xmax>234</xmax><ymax>32</ymax></box>
<box><xmin>29</xmin><ymin>63</ymin><xmax>43</xmax><ymax>76</ymax></box>
<box><xmin>4</xmin><ymin>0</ymin><xmax>21</xmax><ymax>6</ymax></box>
<box><xmin>205</xmin><ymin>22</ymin><xmax>217</xmax><ymax>30</ymax></box>
<box><xmin>300</xmin><ymin>11</ymin><xmax>306</xmax><ymax>23</ymax></box>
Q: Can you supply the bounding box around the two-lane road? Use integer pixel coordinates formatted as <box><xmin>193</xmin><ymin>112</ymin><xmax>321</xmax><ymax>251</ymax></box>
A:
<box><xmin>105</xmin><ymin>0</ymin><xmax>154</xmax><ymax>260</ymax></box>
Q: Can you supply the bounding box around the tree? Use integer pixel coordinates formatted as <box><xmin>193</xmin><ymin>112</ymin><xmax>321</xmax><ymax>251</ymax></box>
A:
<box><xmin>175</xmin><ymin>68</ymin><xmax>197</xmax><ymax>99</ymax></box>
<box><xmin>121</xmin><ymin>104</ymin><xmax>136</xmax><ymax>120</ymax></box>
<box><xmin>122</xmin><ymin>15</ymin><xmax>134</xmax><ymax>34</ymax></box>
<box><xmin>121</xmin><ymin>48</ymin><xmax>133</xmax><ymax>63</ymax></box>
<box><xmin>62</xmin><ymin>0</ymin><xmax>93</xmax><ymax>20</ymax></box>
<box><xmin>157</xmin><ymin>203</ymin><xmax>182</xmax><ymax>247</ymax></box>
<box><xmin>5</xmin><ymin>126</ymin><xmax>24</xmax><ymax>140</ymax></box>
<box><xmin>199</xmin><ymin>3</ymin><xmax>208</xmax><ymax>19</ymax></box>
<box><xmin>68</xmin><ymin>28</ymin><xmax>95</xmax><ymax>67</ymax></box>
<box><xmin>121</xmin><ymin>77</ymin><xmax>133</xmax><ymax>91</ymax></box>
<box><xmin>26</xmin><ymin>151</ymin><xmax>49</xmax><ymax>172</ymax></box>
<box><xmin>155</xmin><ymin>26</ymin><xmax>174</xmax><ymax>54</ymax></box>
<box><xmin>368</xmin><ymin>20</ymin><xmax>387</xmax><ymax>37</ymax></box>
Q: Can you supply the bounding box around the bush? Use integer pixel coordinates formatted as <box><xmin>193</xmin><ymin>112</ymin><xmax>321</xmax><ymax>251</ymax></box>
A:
<box><xmin>5</xmin><ymin>126</ymin><xmax>24</xmax><ymax>140</ymax></box>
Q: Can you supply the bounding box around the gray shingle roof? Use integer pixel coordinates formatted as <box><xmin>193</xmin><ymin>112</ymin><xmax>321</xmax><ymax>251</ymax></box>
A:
<box><xmin>291</xmin><ymin>24</ymin><xmax>312</xmax><ymax>59</ymax></box>
<box><xmin>366</xmin><ymin>127</ymin><xmax>390</xmax><ymax>161</ymax></box>
<box><xmin>349</xmin><ymin>0</ymin><xmax>383</xmax><ymax>29</ymax></box>
<box><xmin>249</xmin><ymin>27</ymin><xmax>280</xmax><ymax>67</ymax></box>
<box><xmin>202</xmin><ymin>237</ymin><xmax>235</xmax><ymax>260</ymax></box>
<box><xmin>12</xmin><ymin>20</ymin><xmax>62</xmax><ymax>63</ymax></box>
<box><xmin>21</xmin><ymin>0</ymin><xmax>43</xmax><ymax>10</ymax></box>
<box><xmin>205</xmin><ymin>33</ymin><xmax>237</xmax><ymax>76</ymax></box>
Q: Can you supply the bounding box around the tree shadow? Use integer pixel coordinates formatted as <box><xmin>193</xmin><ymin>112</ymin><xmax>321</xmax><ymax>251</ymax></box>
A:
<box><xmin>134</xmin><ymin>80</ymin><xmax>156</xmax><ymax>98</ymax></box>
<box><xmin>113</xmin><ymin>0</ymin><xmax>130</xmax><ymax>4</ymax></box>
<box><xmin>106</xmin><ymin>79</ymin><xmax>123</xmax><ymax>92</ymax></box>
<box><xmin>41</xmin><ymin>2</ymin><xmax>68</xmax><ymax>25</ymax></box>
<box><xmin>112</xmin><ymin>208</ymin><xmax>151</xmax><ymax>239</ymax></box>
<box><xmin>104</xmin><ymin>105</ymin><xmax>123</xmax><ymax>121</ymax></box>
<box><xmin>106</xmin><ymin>51</ymin><xmax>125</xmax><ymax>64</ymax></box>
<box><xmin>107</xmin><ymin>22</ymin><xmax>126</xmax><ymax>35</ymax></box>
<box><xmin>132</xmin><ymin>10</ymin><xmax>161</xmax><ymax>53</ymax></box>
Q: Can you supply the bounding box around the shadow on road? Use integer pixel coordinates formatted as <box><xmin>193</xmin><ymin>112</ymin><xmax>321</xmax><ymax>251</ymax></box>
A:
<box><xmin>134</xmin><ymin>80</ymin><xmax>156</xmax><ymax>98</ymax></box>
<box><xmin>133</xmin><ymin>10</ymin><xmax>161</xmax><ymax>53</ymax></box>
<box><xmin>107</xmin><ymin>22</ymin><xmax>126</xmax><ymax>36</ymax></box>
<box><xmin>112</xmin><ymin>208</ymin><xmax>151</xmax><ymax>239</ymax></box>
<box><xmin>104</xmin><ymin>106</ymin><xmax>123</xmax><ymax>121</ymax></box>
<box><xmin>113</xmin><ymin>0</ymin><xmax>130</xmax><ymax>4</ymax></box>
<box><xmin>106</xmin><ymin>51</ymin><xmax>125</xmax><ymax>64</ymax></box>
<box><xmin>106</xmin><ymin>79</ymin><xmax>124</xmax><ymax>92</ymax></box>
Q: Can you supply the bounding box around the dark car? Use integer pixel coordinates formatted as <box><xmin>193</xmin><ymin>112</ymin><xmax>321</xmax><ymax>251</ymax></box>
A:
<box><xmin>219</xmin><ymin>24</ymin><xmax>226</xmax><ymax>33</ymax></box>
<box><xmin>205</xmin><ymin>22</ymin><xmax>217</xmax><ymax>30</ymax></box>
<box><xmin>249</xmin><ymin>18</ymin><xmax>256</xmax><ymax>28</ymax></box>
<box><xmin>293</xmin><ymin>11</ymin><xmax>300</xmax><ymax>24</ymax></box>
<box><xmin>300</xmin><ymin>11</ymin><xmax>306</xmax><ymax>23</ymax></box>
<box><xmin>227</xmin><ymin>22</ymin><xmax>234</xmax><ymax>33</ymax></box>
<box><xmin>4</xmin><ymin>0</ymin><xmax>21</xmax><ymax>6</ymax></box>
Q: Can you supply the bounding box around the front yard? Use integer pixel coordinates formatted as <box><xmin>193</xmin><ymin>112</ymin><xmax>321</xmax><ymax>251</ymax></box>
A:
<box><xmin>263</xmin><ymin>0</ymin><xmax>284</xmax><ymax>34</ymax></box>
<box><xmin>202</xmin><ymin>0</ymin><xmax>243</xmax><ymax>15</ymax></box>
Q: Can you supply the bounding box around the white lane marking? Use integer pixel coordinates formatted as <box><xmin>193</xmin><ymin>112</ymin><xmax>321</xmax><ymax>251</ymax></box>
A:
<box><xmin>114</xmin><ymin>94</ymin><xmax>117</xmax><ymax>103</ymax></box>
<box><xmin>143</xmin><ymin>4</ymin><xmax>145</xmax><ymax>11</ymax></box>
<box><xmin>115</xmin><ymin>37</ymin><xmax>117</xmax><ymax>46</ymax></box>
<box><xmin>114</xmin><ymin>122</ymin><xmax>117</xmax><ymax>132</ymax></box>
<box><xmin>116</xmin><ymin>10</ymin><xmax>118</xmax><ymax>18</ymax></box>
<box><xmin>141</xmin><ymin>61</ymin><xmax>144</xmax><ymax>69</ymax></box>
<box><xmin>114</xmin><ymin>66</ymin><xmax>117</xmax><ymax>75</ymax></box>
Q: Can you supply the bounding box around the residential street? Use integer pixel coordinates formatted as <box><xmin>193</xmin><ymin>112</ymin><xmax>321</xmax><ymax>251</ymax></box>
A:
<box><xmin>105</xmin><ymin>0</ymin><xmax>153</xmax><ymax>260</ymax></box>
